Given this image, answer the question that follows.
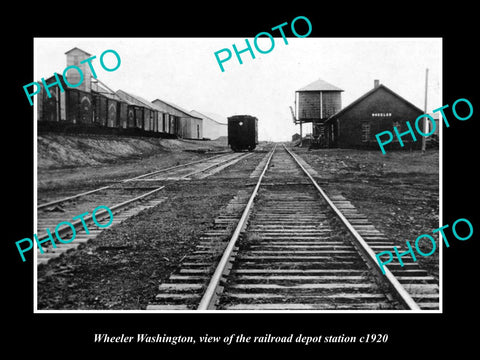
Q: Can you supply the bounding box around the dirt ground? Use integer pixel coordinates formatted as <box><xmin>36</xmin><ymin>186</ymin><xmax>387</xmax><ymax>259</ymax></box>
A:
<box><xmin>293</xmin><ymin>147</ymin><xmax>440</xmax><ymax>279</ymax></box>
<box><xmin>36</xmin><ymin>134</ymin><xmax>439</xmax><ymax>309</ymax></box>
<box><xmin>37</xmin><ymin>134</ymin><xmax>229</xmax><ymax>199</ymax></box>
<box><xmin>37</xmin><ymin>180</ymin><xmax>243</xmax><ymax>309</ymax></box>
<box><xmin>36</xmin><ymin>140</ymin><xmax>266</xmax><ymax>310</ymax></box>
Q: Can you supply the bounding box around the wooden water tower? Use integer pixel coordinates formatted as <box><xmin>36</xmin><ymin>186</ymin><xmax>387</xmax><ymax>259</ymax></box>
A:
<box><xmin>293</xmin><ymin>78</ymin><xmax>343</xmax><ymax>146</ymax></box>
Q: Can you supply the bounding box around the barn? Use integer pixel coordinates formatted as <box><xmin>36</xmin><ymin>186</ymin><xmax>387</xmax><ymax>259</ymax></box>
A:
<box><xmin>324</xmin><ymin>80</ymin><xmax>424</xmax><ymax>150</ymax></box>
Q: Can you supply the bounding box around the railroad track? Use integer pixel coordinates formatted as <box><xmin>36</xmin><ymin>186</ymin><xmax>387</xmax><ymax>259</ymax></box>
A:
<box><xmin>38</xmin><ymin>152</ymin><xmax>248</xmax><ymax>209</ymax></box>
<box><xmin>36</xmin><ymin>152</ymin><xmax>252</xmax><ymax>265</ymax></box>
<box><xmin>148</xmin><ymin>145</ymin><xmax>439</xmax><ymax>311</ymax></box>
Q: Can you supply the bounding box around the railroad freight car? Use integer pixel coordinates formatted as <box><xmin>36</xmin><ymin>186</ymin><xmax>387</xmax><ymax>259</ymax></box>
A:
<box><xmin>228</xmin><ymin>115</ymin><xmax>258</xmax><ymax>151</ymax></box>
<box><xmin>36</xmin><ymin>48</ymin><xmax>201</xmax><ymax>139</ymax></box>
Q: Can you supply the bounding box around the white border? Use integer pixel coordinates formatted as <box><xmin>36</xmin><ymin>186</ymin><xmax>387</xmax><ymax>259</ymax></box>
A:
<box><xmin>33</xmin><ymin>37</ymin><xmax>443</xmax><ymax>314</ymax></box>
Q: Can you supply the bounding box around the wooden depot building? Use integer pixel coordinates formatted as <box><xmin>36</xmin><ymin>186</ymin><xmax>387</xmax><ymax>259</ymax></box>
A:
<box><xmin>323</xmin><ymin>80</ymin><xmax>424</xmax><ymax>150</ymax></box>
<box><xmin>294</xmin><ymin>78</ymin><xmax>425</xmax><ymax>150</ymax></box>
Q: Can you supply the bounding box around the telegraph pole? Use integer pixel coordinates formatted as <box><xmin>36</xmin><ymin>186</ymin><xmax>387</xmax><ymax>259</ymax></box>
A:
<box><xmin>422</xmin><ymin>68</ymin><xmax>429</xmax><ymax>153</ymax></box>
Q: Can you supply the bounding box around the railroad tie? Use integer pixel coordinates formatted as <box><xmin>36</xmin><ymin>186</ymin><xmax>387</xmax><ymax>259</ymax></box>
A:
<box><xmin>328</xmin><ymin>194</ymin><xmax>439</xmax><ymax>310</ymax></box>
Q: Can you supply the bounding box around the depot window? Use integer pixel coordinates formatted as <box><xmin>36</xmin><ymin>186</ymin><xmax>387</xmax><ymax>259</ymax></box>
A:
<box><xmin>361</xmin><ymin>122</ymin><xmax>371</xmax><ymax>142</ymax></box>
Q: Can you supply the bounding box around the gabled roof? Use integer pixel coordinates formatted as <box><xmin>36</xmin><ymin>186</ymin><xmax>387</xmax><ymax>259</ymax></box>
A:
<box><xmin>325</xmin><ymin>84</ymin><xmax>423</xmax><ymax>123</ymax></box>
<box><xmin>91</xmin><ymin>81</ymin><xmax>122</xmax><ymax>101</ymax></box>
<box><xmin>152</xmin><ymin>98</ymin><xmax>202</xmax><ymax>119</ymax></box>
<box><xmin>129</xmin><ymin>92</ymin><xmax>156</xmax><ymax>109</ymax></box>
<box><xmin>116</xmin><ymin>89</ymin><xmax>155</xmax><ymax>109</ymax></box>
<box><xmin>115</xmin><ymin>90</ymin><xmax>135</xmax><ymax>105</ymax></box>
<box><xmin>65</xmin><ymin>47</ymin><xmax>91</xmax><ymax>56</ymax></box>
<box><xmin>190</xmin><ymin>110</ymin><xmax>227</xmax><ymax>125</ymax></box>
<box><xmin>297</xmin><ymin>78</ymin><xmax>343</xmax><ymax>92</ymax></box>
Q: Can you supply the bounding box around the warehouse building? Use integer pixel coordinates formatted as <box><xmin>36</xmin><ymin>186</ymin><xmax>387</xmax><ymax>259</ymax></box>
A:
<box><xmin>37</xmin><ymin>47</ymin><xmax>204</xmax><ymax>140</ymax></box>
<box><xmin>152</xmin><ymin>99</ymin><xmax>203</xmax><ymax>140</ymax></box>
<box><xmin>190</xmin><ymin>110</ymin><xmax>227</xmax><ymax>140</ymax></box>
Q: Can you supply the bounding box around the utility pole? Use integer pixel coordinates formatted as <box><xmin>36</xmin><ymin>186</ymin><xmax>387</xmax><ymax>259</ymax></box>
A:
<box><xmin>422</xmin><ymin>68</ymin><xmax>429</xmax><ymax>153</ymax></box>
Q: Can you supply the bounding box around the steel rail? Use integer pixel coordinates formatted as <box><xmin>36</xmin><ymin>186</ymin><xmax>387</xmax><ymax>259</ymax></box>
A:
<box><xmin>180</xmin><ymin>152</ymin><xmax>252</xmax><ymax>179</ymax></box>
<box><xmin>122</xmin><ymin>153</ymin><xmax>227</xmax><ymax>182</ymax></box>
<box><xmin>197</xmin><ymin>146</ymin><xmax>276</xmax><ymax>310</ymax></box>
<box><xmin>37</xmin><ymin>185</ymin><xmax>112</xmax><ymax>210</ymax></box>
<box><xmin>37</xmin><ymin>152</ymin><xmax>250</xmax><ymax>251</ymax></box>
<box><xmin>36</xmin><ymin>185</ymin><xmax>166</xmax><ymax>243</ymax></box>
<box><xmin>37</xmin><ymin>153</ymin><xmax>228</xmax><ymax>209</ymax></box>
<box><xmin>120</xmin><ymin>153</ymin><xmax>251</xmax><ymax>181</ymax></box>
<box><xmin>283</xmin><ymin>145</ymin><xmax>421</xmax><ymax>310</ymax></box>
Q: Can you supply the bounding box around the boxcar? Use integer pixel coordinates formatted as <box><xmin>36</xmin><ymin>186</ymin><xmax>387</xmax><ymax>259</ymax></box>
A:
<box><xmin>228</xmin><ymin>115</ymin><xmax>258</xmax><ymax>151</ymax></box>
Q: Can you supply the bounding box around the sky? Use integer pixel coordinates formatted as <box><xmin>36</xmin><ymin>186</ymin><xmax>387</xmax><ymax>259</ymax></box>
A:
<box><xmin>34</xmin><ymin>37</ymin><xmax>442</xmax><ymax>141</ymax></box>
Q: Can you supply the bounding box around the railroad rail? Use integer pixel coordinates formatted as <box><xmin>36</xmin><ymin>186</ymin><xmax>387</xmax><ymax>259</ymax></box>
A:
<box><xmin>37</xmin><ymin>152</ymin><xmax>245</xmax><ymax>209</ymax></box>
<box><xmin>36</xmin><ymin>152</ymin><xmax>252</xmax><ymax>264</ymax></box>
<box><xmin>148</xmin><ymin>145</ymin><xmax>439</xmax><ymax>311</ymax></box>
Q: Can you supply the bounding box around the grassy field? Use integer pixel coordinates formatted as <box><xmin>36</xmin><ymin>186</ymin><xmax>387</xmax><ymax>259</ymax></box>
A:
<box><xmin>294</xmin><ymin>147</ymin><xmax>440</xmax><ymax>279</ymax></box>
